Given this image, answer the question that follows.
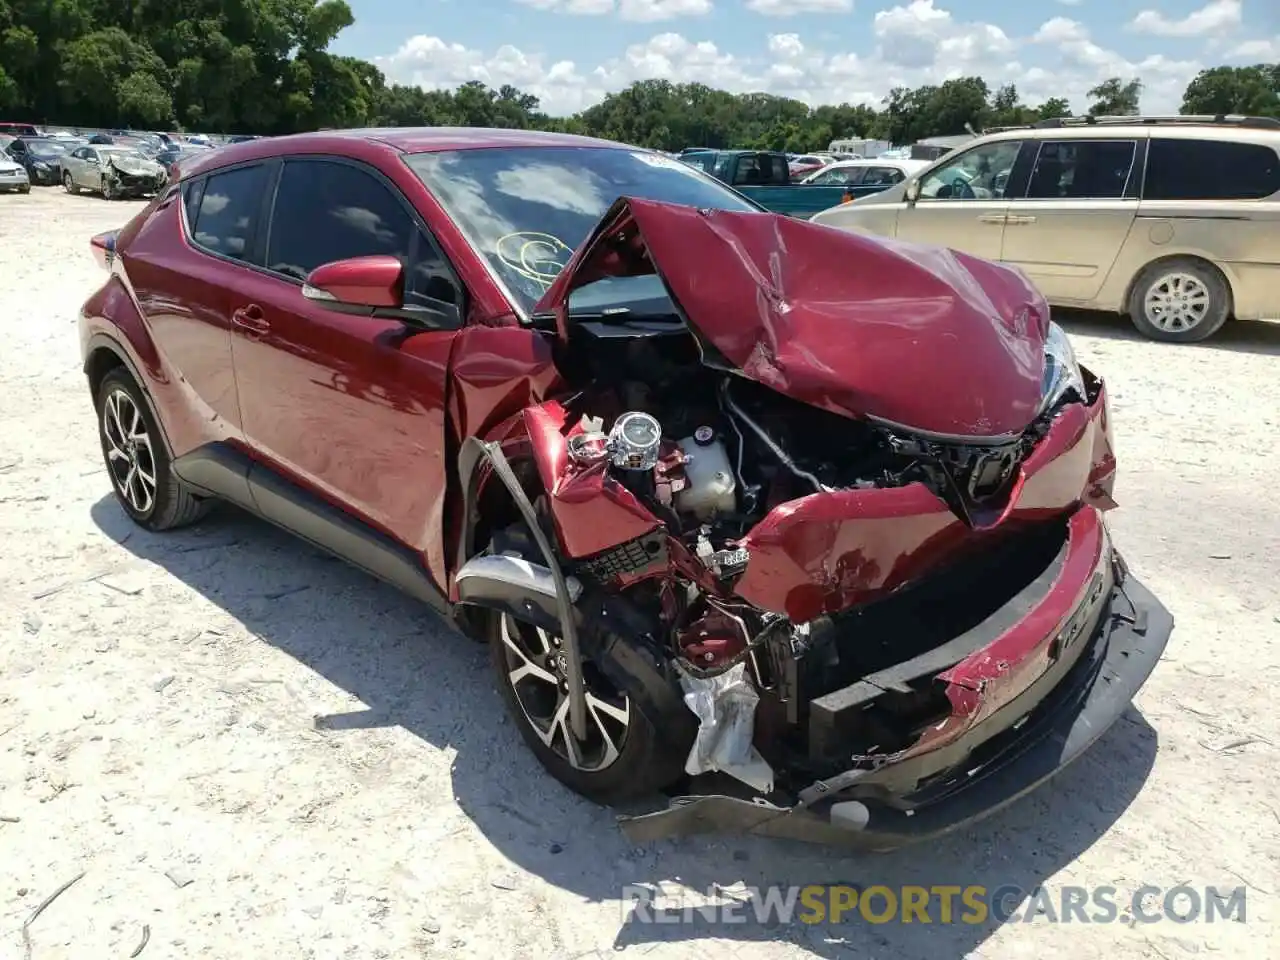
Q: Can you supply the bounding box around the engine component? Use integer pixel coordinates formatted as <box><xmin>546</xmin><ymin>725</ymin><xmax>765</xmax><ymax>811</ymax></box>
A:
<box><xmin>720</xmin><ymin>380</ymin><xmax>830</xmax><ymax>494</ymax></box>
<box><xmin>609</xmin><ymin>411</ymin><xmax>663</xmax><ymax>471</ymax></box>
<box><xmin>693</xmin><ymin>527</ymin><xmax>750</xmax><ymax>579</ymax></box>
<box><xmin>567</xmin><ymin>430</ymin><xmax>610</xmax><ymax>463</ymax></box>
<box><xmin>673</xmin><ymin>433</ymin><xmax>736</xmax><ymax>520</ymax></box>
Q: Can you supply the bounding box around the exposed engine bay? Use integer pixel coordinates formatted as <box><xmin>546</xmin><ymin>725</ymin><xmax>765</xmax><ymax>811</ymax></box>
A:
<box><xmin>498</xmin><ymin>316</ymin><xmax>1094</xmax><ymax>794</ymax></box>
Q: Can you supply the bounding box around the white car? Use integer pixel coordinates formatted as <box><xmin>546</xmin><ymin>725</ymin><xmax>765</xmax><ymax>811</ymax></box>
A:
<box><xmin>0</xmin><ymin>154</ymin><xmax>30</xmax><ymax>193</ymax></box>
<box><xmin>800</xmin><ymin>158</ymin><xmax>930</xmax><ymax>188</ymax></box>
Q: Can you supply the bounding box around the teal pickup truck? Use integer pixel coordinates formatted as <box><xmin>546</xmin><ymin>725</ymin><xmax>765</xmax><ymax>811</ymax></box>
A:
<box><xmin>677</xmin><ymin>149</ymin><xmax>885</xmax><ymax>219</ymax></box>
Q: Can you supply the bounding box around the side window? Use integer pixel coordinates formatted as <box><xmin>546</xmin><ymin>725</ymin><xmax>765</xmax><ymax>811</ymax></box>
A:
<box><xmin>1025</xmin><ymin>140</ymin><xmax>1136</xmax><ymax>200</ymax></box>
<box><xmin>182</xmin><ymin>178</ymin><xmax>205</xmax><ymax>232</ymax></box>
<box><xmin>814</xmin><ymin>167</ymin><xmax>862</xmax><ymax>186</ymax></box>
<box><xmin>266</xmin><ymin>159</ymin><xmax>414</xmax><ymax>280</ymax></box>
<box><xmin>769</xmin><ymin>155</ymin><xmax>789</xmax><ymax>182</ymax></box>
<box><xmin>918</xmin><ymin>140</ymin><xmax>1022</xmax><ymax>200</ymax></box>
<box><xmin>407</xmin><ymin>229</ymin><xmax>461</xmax><ymax>308</ymax></box>
<box><xmin>862</xmin><ymin>166</ymin><xmax>903</xmax><ymax>186</ymax></box>
<box><xmin>1144</xmin><ymin>138</ymin><xmax>1280</xmax><ymax>201</ymax></box>
<box><xmin>190</xmin><ymin>164</ymin><xmax>269</xmax><ymax>262</ymax></box>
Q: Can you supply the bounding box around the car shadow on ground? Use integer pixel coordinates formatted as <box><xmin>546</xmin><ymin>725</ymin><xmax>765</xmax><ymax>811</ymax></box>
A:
<box><xmin>1054</xmin><ymin>308</ymin><xmax>1280</xmax><ymax>356</ymax></box>
<box><xmin>93</xmin><ymin>496</ymin><xmax>1160</xmax><ymax>959</ymax></box>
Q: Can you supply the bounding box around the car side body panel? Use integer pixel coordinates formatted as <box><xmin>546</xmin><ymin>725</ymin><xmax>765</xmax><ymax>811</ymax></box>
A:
<box><xmin>1099</xmin><ymin>199</ymin><xmax>1280</xmax><ymax>319</ymax></box>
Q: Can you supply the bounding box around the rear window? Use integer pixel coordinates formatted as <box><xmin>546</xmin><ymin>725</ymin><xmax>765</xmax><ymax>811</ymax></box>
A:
<box><xmin>1143</xmin><ymin>139</ymin><xmax>1280</xmax><ymax>201</ymax></box>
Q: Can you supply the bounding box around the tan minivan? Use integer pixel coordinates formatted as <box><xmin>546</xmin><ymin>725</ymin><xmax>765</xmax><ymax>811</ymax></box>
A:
<box><xmin>810</xmin><ymin>115</ymin><xmax>1280</xmax><ymax>343</ymax></box>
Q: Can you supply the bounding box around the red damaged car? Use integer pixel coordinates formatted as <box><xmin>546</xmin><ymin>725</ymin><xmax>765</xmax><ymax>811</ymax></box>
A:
<box><xmin>79</xmin><ymin>128</ymin><xmax>1172</xmax><ymax>849</ymax></box>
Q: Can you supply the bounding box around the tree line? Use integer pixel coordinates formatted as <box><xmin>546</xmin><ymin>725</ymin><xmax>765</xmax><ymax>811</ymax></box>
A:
<box><xmin>1</xmin><ymin>0</ymin><xmax>1276</xmax><ymax>150</ymax></box>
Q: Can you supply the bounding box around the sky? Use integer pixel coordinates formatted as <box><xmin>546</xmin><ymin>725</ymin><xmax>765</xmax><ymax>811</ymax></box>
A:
<box><xmin>329</xmin><ymin>0</ymin><xmax>1280</xmax><ymax>117</ymax></box>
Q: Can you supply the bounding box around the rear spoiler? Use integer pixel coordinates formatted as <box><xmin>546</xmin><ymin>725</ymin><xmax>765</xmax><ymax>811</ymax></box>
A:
<box><xmin>90</xmin><ymin>230</ymin><xmax>118</xmax><ymax>270</ymax></box>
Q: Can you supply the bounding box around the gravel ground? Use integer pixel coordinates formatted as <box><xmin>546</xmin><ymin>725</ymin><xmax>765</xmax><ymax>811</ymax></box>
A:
<box><xmin>1</xmin><ymin>189</ymin><xmax>1277</xmax><ymax>960</ymax></box>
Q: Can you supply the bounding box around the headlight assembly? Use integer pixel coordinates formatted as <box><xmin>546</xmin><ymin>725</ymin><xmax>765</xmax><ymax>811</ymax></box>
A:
<box><xmin>1039</xmin><ymin>321</ymin><xmax>1085</xmax><ymax>414</ymax></box>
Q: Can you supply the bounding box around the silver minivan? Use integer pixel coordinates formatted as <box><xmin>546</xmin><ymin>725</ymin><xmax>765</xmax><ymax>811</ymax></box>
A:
<box><xmin>811</xmin><ymin>115</ymin><xmax>1280</xmax><ymax>343</ymax></box>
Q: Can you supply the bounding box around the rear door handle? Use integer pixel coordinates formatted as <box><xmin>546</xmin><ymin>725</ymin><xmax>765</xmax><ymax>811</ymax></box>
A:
<box><xmin>976</xmin><ymin>213</ymin><xmax>1007</xmax><ymax>224</ymax></box>
<box><xmin>1006</xmin><ymin>215</ymin><xmax>1038</xmax><ymax>225</ymax></box>
<box><xmin>231</xmin><ymin>304</ymin><xmax>270</xmax><ymax>335</ymax></box>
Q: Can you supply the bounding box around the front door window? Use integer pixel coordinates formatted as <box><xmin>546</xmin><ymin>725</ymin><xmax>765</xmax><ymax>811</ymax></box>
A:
<box><xmin>918</xmin><ymin>141</ymin><xmax>1022</xmax><ymax>201</ymax></box>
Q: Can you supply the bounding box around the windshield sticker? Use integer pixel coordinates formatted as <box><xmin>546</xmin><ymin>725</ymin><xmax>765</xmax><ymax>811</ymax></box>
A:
<box><xmin>495</xmin><ymin>232</ymin><xmax>574</xmax><ymax>288</ymax></box>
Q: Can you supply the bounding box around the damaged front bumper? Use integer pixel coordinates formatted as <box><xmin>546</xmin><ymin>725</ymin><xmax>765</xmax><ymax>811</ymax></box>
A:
<box><xmin>618</xmin><ymin>556</ymin><xmax>1172</xmax><ymax>851</ymax></box>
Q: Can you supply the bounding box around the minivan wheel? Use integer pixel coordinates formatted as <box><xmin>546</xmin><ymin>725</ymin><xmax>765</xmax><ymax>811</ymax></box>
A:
<box><xmin>95</xmin><ymin>369</ymin><xmax>212</xmax><ymax>531</ymax></box>
<box><xmin>1128</xmin><ymin>259</ymin><xmax>1230</xmax><ymax>343</ymax></box>
<box><xmin>489</xmin><ymin>611</ymin><xmax>686</xmax><ymax>805</ymax></box>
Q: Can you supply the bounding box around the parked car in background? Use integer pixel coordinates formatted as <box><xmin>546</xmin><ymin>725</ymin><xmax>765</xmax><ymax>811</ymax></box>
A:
<box><xmin>88</xmin><ymin>133</ymin><xmax>115</xmax><ymax>145</ymax></box>
<box><xmin>801</xmin><ymin>158</ymin><xmax>930</xmax><ymax>188</ymax></box>
<box><xmin>0</xmin><ymin>151</ymin><xmax>31</xmax><ymax>193</ymax></box>
<box><xmin>812</xmin><ymin>115</ymin><xmax>1280</xmax><ymax>342</ymax></box>
<box><xmin>686</xmin><ymin>149</ymin><xmax>883</xmax><ymax>217</ymax></box>
<box><xmin>4</xmin><ymin>136</ymin><xmax>70</xmax><ymax>185</ymax></box>
<box><xmin>62</xmin><ymin>144</ymin><xmax>167</xmax><ymax>199</ymax></box>
<box><xmin>0</xmin><ymin>122</ymin><xmax>40</xmax><ymax>137</ymax></box>
<box><xmin>79</xmin><ymin>127</ymin><xmax>1171</xmax><ymax>848</ymax></box>
<box><xmin>788</xmin><ymin>153</ymin><xmax>831</xmax><ymax>178</ymax></box>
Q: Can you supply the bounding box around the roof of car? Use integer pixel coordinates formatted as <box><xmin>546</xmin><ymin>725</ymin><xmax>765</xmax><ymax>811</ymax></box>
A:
<box><xmin>175</xmin><ymin>126</ymin><xmax>646</xmax><ymax>181</ymax></box>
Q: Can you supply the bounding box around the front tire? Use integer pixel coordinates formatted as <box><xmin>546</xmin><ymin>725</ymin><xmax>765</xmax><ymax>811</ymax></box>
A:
<box><xmin>101</xmin><ymin>176</ymin><xmax>116</xmax><ymax>200</ymax></box>
<box><xmin>1128</xmin><ymin>259</ymin><xmax>1230</xmax><ymax>343</ymax></box>
<box><xmin>95</xmin><ymin>369</ymin><xmax>211</xmax><ymax>531</ymax></box>
<box><xmin>63</xmin><ymin>172</ymin><xmax>78</xmax><ymax>194</ymax></box>
<box><xmin>489</xmin><ymin>611</ymin><xmax>686</xmax><ymax>805</ymax></box>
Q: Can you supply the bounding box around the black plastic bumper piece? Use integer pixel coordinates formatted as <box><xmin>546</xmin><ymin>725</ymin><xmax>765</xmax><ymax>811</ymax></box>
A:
<box><xmin>616</xmin><ymin>570</ymin><xmax>1172</xmax><ymax>850</ymax></box>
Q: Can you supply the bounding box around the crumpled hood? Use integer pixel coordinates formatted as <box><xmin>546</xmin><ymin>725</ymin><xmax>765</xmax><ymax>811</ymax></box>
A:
<box><xmin>533</xmin><ymin>197</ymin><xmax>1050</xmax><ymax>438</ymax></box>
<box><xmin>107</xmin><ymin>154</ymin><xmax>163</xmax><ymax>176</ymax></box>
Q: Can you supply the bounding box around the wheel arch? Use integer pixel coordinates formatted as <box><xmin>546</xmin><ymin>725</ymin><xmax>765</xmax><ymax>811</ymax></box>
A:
<box><xmin>1122</xmin><ymin>253</ymin><xmax>1237</xmax><ymax>321</ymax></box>
<box><xmin>83</xmin><ymin>332</ymin><xmax>176</xmax><ymax>460</ymax></box>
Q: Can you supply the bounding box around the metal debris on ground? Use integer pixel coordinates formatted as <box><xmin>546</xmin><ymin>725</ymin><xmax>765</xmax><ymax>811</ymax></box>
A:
<box><xmin>21</xmin><ymin>870</ymin><xmax>86</xmax><ymax>960</ymax></box>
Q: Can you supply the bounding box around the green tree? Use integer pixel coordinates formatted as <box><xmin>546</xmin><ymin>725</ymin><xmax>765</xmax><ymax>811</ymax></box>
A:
<box><xmin>1181</xmin><ymin>64</ymin><xmax>1279</xmax><ymax>117</ymax></box>
<box><xmin>1087</xmin><ymin>77</ymin><xmax>1143</xmax><ymax>116</ymax></box>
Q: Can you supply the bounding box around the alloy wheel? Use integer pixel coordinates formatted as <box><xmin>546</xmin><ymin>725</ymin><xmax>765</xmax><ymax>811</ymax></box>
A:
<box><xmin>499</xmin><ymin>613</ymin><xmax>630</xmax><ymax>772</ymax></box>
<box><xmin>1144</xmin><ymin>272</ymin><xmax>1211</xmax><ymax>334</ymax></box>
<box><xmin>101</xmin><ymin>388</ymin><xmax>157</xmax><ymax>515</ymax></box>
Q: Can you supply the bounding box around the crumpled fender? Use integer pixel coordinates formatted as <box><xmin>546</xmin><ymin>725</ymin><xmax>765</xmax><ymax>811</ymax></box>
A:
<box><xmin>524</xmin><ymin>400</ymin><xmax>662</xmax><ymax>559</ymax></box>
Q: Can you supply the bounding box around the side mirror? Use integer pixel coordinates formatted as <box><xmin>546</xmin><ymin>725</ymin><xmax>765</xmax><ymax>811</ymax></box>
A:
<box><xmin>302</xmin><ymin>255</ymin><xmax>460</xmax><ymax>329</ymax></box>
<box><xmin>304</xmin><ymin>255</ymin><xmax>405</xmax><ymax>309</ymax></box>
<box><xmin>904</xmin><ymin>179</ymin><xmax>921</xmax><ymax>203</ymax></box>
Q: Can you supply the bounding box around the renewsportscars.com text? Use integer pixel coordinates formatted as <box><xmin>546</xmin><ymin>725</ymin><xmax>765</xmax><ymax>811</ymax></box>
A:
<box><xmin>621</xmin><ymin>883</ymin><xmax>1247</xmax><ymax>926</ymax></box>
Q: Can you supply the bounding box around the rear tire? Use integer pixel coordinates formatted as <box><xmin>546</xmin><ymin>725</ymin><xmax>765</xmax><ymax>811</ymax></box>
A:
<box><xmin>1127</xmin><ymin>258</ymin><xmax>1230</xmax><ymax>343</ymax></box>
<box><xmin>95</xmin><ymin>369</ymin><xmax>212</xmax><ymax>532</ymax></box>
<box><xmin>488</xmin><ymin>610</ymin><xmax>687</xmax><ymax>805</ymax></box>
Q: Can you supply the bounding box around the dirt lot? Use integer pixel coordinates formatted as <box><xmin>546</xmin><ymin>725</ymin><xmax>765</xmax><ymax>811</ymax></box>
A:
<box><xmin>1</xmin><ymin>188</ymin><xmax>1277</xmax><ymax>960</ymax></box>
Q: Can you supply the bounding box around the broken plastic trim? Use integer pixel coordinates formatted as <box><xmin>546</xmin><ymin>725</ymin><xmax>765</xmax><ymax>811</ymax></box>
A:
<box><xmin>455</xmin><ymin>437</ymin><xmax>589</xmax><ymax>740</ymax></box>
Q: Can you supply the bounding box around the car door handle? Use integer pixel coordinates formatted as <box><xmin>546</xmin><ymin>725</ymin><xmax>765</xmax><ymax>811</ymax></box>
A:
<box><xmin>976</xmin><ymin>213</ymin><xmax>1007</xmax><ymax>224</ymax></box>
<box><xmin>231</xmin><ymin>304</ymin><xmax>270</xmax><ymax>334</ymax></box>
<box><xmin>1006</xmin><ymin>215</ymin><xmax>1038</xmax><ymax>225</ymax></box>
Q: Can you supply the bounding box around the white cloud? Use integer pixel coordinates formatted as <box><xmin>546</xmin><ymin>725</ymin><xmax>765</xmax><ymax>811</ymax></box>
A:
<box><xmin>515</xmin><ymin>0</ymin><xmax>613</xmax><ymax>13</ymax></box>
<box><xmin>618</xmin><ymin>0</ymin><xmax>713</xmax><ymax>20</ymax></box>
<box><xmin>378</xmin><ymin>2</ymin><xmax>1226</xmax><ymax>120</ymax></box>
<box><xmin>1226</xmin><ymin>37</ymin><xmax>1280</xmax><ymax>59</ymax></box>
<box><xmin>513</xmin><ymin>0</ymin><xmax>711</xmax><ymax>17</ymax></box>
<box><xmin>1129</xmin><ymin>0</ymin><xmax>1241</xmax><ymax>38</ymax></box>
<box><xmin>1030</xmin><ymin>16</ymin><xmax>1202</xmax><ymax>112</ymax></box>
<box><xmin>746</xmin><ymin>0</ymin><xmax>854</xmax><ymax>15</ymax></box>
